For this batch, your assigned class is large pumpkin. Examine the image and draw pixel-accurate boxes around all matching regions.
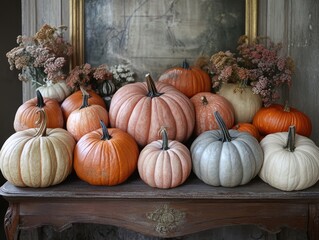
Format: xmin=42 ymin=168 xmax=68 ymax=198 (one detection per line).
xmin=218 ymin=83 xmax=262 ymax=123
xmin=14 ymin=90 xmax=64 ymax=131
xmin=190 ymin=92 xmax=235 ymax=136
xmin=37 ymin=80 xmax=71 ymax=103
xmin=109 ymin=74 xmax=195 ymax=147
xmin=252 ymin=102 xmax=312 ymax=137
xmin=66 ymin=91 xmax=109 ymax=141
xmin=158 ymin=59 xmax=212 ymax=98
xmin=259 ymin=126 xmax=319 ymax=191
xmin=74 ymin=120 xmax=139 ymax=186
xmin=138 ymin=127 xmax=192 ymax=189
xmin=61 ymin=89 xmax=106 ymax=121
xmin=0 ymin=109 xmax=75 ymax=187
xmin=191 ymin=111 xmax=264 ymax=187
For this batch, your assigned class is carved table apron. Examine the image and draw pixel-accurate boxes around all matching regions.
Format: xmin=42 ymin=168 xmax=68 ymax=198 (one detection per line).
xmin=1 ymin=175 xmax=319 ymax=240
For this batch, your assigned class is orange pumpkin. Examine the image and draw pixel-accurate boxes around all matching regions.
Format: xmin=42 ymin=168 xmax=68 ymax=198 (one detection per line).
xmin=66 ymin=91 xmax=109 ymax=141
xmin=138 ymin=127 xmax=192 ymax=189
xmin=74 ymin=120 xmax=139 ymax=186
xmin=158 ymin=59 xmax=211 ymax=98
xmin=253 ymin=102 xmax=312 ymax=137
xmin=109 ymin=74 xmax=195 ymax=147
xmin=14 ymin=90 xmax=64 ymax=131
xmin=61 ymin=89 xmax=106 ymax=121
xmin=190 ymin=92 xmax=235 ymax=136
xmin=233 ymin=122 xmax=261 ymax=141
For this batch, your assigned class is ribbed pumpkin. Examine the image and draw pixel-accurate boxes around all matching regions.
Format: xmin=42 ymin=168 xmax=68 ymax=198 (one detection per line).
xmin=61 ymin=89 xmax=106 ymax=121
xmin=191 ymin=111 xmax=264 ymax=187
xmin=259 ymin=126 xmax=319 ymax=191
xmin=66 ymin=90 xmax=109 ymax=141
xmin=36 ymin=80 xmax=71 ymax=103
xmin=74 ymin=120 xmax=139 ymax=186
xmin=0 ymin=109 xmax=75 ymax=187
xmin=158 ymin=59 xmax=212 ymax=98
xmin=14 ymin=90 xmax=64 ymax=131
xmin=190 ymin=92 xmax=235 ymax=136
xmin=138 ymin=127 xmax=192 ymax=189
xmin=252 ymin=102 xmax=312 ymax=137
xmin=218 ymin=83 xmax=262 ymax=123
xmin=109 ymin=74 xmax=195 ymax=147
xmin=233 ymin=122 xmax=261 ymax=141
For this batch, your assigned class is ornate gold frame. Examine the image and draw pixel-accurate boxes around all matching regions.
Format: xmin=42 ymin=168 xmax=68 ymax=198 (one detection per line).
xmin=69 ymin=0 xmax=257 ymax=68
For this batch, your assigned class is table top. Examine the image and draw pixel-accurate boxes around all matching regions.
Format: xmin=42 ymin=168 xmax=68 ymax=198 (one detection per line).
xmin=1 ymin=172 xmax=319 ymax=201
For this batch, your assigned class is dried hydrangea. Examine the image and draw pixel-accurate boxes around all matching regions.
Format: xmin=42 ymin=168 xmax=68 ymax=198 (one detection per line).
xmin=6 ymin=24 xmax=72 ymax=87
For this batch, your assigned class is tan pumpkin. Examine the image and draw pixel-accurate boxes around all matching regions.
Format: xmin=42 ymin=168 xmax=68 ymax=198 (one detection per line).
xmin=138 ymin=127 xmax=192 ymax=189
xmin=66 ymin=90 xmax=109 ymax=141
xmin=36 ymin=80 xmax=71 ymax=103
xmin=14 ymin=90 xmax=64 ymax=131
xmin=190 ymin=92 xmax=235 ymax=136
xmin=109 ymin=74 xmax=195 ymax=147
xmin=218 ymin=83 xmax=262 ymax=123
xmin=74 ymin=120 xmax=139 ymax=186
xmin=0 ymin=109 xmax=75 ymax=187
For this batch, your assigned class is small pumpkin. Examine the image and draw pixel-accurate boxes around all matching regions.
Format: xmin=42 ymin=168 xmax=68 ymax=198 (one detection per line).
xmin=61 ymin=88 xmax=106 ymax=121
xmin=190 ymin=92 xmax=235 ymax=136
xmin=158 ymin=59 xmax=212 ymax=98
xmin=66 ymin=90 xmax=109 ymax=141
xmin=218 ymin=83 xmax=262 ymax=123
xmin=74 ymin=120 xmax=139 ymax=186
xmin=191 ymin=111 xmax=264 ymax=187
xmin=36 ymin=80 xmax=71 ymax=103
xmin=0 ymin=109 xmax=75 ymax=187
xmin=109 ymin=74 xmax=195 ymax=147
xmin=259 ymin=126 xmax=319 ymax=191
xmin=14 ymin=90 xmax=64 ymax=131
xmin=97 ymin=80 xmax=116 ymax=97
xmin=233 ymin=122 xmax=261 ymax=141
xmin=138 ymin=127 xmax=192 ymax=189
xmin=252 ymin=102 xmax=312 ymax=137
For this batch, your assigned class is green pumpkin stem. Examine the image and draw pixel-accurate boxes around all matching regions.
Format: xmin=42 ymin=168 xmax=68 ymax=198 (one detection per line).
xmin=160 ymin=127 xmax=169 ymax=150
xmin=34 ymin=109 xmax=47 ymax=137
xmin=100 ymin=120 xmax=111 ymax=140
xmin=182 ymin=59 xmax=190 ymax=69
xmin=36 ymin=90 xmax=45 ymax=108
xmin=285 ymin=125 xmax=296 ymax=152
xmin=214 ymin=111 xmax=232 ymax=142
xmin=146 ymin=73 xmax=163 ymax=98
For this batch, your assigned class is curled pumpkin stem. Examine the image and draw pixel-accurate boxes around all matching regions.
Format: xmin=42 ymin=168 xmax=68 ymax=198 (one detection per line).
xmin=34 ymin=109 xmax=47 ymax=137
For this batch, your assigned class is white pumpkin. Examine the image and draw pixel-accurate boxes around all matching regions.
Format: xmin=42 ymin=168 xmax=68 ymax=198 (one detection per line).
xmin=259 ymin=126 xmax=319 ymax=191
xmin=218 ymin=83 xmax=262 ymax=123
xmin=37 ymin=80 xmax=71 ymax=102
xmin=190 ymin=111 xmax=264 ymax=187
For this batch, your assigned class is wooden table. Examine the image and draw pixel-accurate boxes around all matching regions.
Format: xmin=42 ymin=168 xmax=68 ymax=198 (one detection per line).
xmin=1 ymin=174 xmax=319 ymax=240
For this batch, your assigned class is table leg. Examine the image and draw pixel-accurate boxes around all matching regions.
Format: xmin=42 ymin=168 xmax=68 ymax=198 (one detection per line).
xmin=308 ymin=204 xmax=319 ymax=240
xmin=4 ymin=202 xmax=19 ymax=240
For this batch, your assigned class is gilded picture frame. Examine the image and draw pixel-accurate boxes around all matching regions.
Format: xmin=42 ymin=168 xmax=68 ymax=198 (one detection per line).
xmin=69 ymin=0 xmax=257 ymax=76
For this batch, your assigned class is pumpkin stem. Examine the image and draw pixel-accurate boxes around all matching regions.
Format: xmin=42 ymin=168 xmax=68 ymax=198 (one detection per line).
xmin=284 ymin=100 xmax=290 ymax=112
xmin=34 ymin=109 xmax=47 ymax=137
xmin=285 ymin=125 xmax=296 ymax=152
xmin=214 ymin=111 xmax=232 ymax=142
xmin=182 ymin=59 xmax=190 ymax=69
xmin=201 ymin=96 xmax=208 ymax=105
xmin=146 ymin=73 xmax=163 ymax=98
xmin=79 ymin=91 xmax=90 ymax=109
xmin=100 ymin=120 xmax=111 ymax=140
xmin=159 ymin=127 xmax=169 ymax=150
xmin=36 ymin=90 xmax=45 ymax=108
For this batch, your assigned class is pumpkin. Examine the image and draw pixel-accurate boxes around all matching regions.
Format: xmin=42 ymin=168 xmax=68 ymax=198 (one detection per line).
xmin=61 ymin=89 xmax=106 ymax=121
xmin=138 ymin=127 xmax=192 ymax=189
xmin=14 ymin=90 xmax=64 ymax=131
xmin=0 ymin=109 xmax=75 ymax=187
xmin=191 ymin=111 xmax=264 ymax=187
xmin=252 ymin=102 xmax=312 ymax=137
xmin=36 ymin=80 xmax=71 ymax=103
xmin=158 ymin=59 xmax=212 ymax=98
xmin=97 ymin=80 xmax=116 ymax=97
xmin=74 ymin=120 xmax=139 ymax=186
xmin=233 ymin=122 xmax=261 ymax=141
xmin=66 ymin=90 xmax=109 ymax=141
xmin=217 ymin=83 xmax=262 ymax=123
xmin=109 ymin=74 xmax=195 ymax=147
xmin=190 ymin=92 xmax=235 ymax=136
xmin=259 ymin=126 xmax=319 ymax=191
